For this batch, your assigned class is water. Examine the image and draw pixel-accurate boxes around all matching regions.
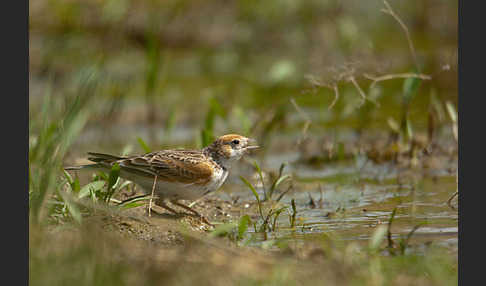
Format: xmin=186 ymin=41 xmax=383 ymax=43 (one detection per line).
xmin=238 ymin=157 xmax=458 ymax=252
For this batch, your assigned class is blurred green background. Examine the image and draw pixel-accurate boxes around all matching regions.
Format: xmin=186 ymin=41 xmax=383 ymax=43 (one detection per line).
xmin=30 ymin=0 xmax=457 ymax=154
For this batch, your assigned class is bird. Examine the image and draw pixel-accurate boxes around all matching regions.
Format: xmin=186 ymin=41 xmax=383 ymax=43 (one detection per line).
xmin=65 ymin=134 xmax=259 ymax=225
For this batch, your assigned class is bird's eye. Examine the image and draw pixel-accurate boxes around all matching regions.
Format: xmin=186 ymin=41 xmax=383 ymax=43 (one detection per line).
xmin=232 ymin=139 xmax=240 ymax=145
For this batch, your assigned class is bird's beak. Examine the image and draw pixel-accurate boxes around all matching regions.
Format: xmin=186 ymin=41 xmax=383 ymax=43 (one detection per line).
xmin=245 ymin=138 xmax=259 ymax=150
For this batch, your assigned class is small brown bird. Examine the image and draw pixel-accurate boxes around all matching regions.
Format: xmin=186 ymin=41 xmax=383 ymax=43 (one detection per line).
xmin=65 ymin=134 xmax=259 ymax=224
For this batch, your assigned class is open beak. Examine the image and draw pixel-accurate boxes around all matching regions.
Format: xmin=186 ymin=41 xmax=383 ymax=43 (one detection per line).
xmin=246 ymin=145 xmax=259 ymax=150
xmin=245 ymin=138 xmax=260 ymax=150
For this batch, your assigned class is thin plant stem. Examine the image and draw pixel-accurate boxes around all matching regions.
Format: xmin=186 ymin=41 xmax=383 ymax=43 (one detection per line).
xmin=148 ymin=174 xmax=158 ymax=217
xmin=382 ymin=0 xmax=420 ymax=72
xmin=364 ymin=73 xmax=431 ymax=89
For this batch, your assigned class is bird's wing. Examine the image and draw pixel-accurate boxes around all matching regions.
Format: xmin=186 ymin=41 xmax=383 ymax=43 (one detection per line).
xmin=94 ymin=150 xmax=214 ymax=185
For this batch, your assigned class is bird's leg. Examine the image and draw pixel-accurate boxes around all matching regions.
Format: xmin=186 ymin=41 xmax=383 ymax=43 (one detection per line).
xmin=148 ymin=174 xmax=158 ymax=217
xmin=157 ymin=200 xmax=181 ymax=215
xmin=147 ymin=197 xmax=182 ymax=217
xmin=170 ymin=200 xmax=213 ymax=226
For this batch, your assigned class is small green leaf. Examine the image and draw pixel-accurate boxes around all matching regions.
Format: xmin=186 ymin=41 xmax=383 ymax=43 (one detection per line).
xmin=96 ymin=171 xmax=109 ymax=181
xmin=272 ymin=175 xmax=291 ymax=191
xmin=58 ymin=191 xmax=82 ymax=224
xmin=72 ymin=176 xmax=81 ymax=193
xmin=107 ymin=164 xmax=120 ymax=189
xmin=105 ymin=163 xmax=121 ymax=203
xmin=78 ymin=181 xmax=106 ymax=199
xmin=240 ymin=176 xmax=259 ymax=203
xmin=209 ymin=222 xmax=237 ymax=238
xmin=63 ymin=170 xmax=73 ymax=185
xmin=65 ymin=201 xmax=82 ymax=224
xmin=117 ymin=180 xmax=132 ymax=191
xmin=403 ymin=76 xmax=421 ymax=103
xmin=238 ymin=215 xmax=251 ymax=240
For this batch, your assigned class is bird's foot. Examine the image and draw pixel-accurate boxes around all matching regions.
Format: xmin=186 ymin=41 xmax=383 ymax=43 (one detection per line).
xmin=171 ymin=200 xmax=214 ymax=227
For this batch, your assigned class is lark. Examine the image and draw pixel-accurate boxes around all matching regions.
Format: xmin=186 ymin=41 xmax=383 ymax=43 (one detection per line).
xmin=65 ymin=134 xmax=258 ymax=224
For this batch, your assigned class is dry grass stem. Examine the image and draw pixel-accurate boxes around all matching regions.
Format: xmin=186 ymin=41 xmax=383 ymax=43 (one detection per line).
xmin=290 ymin=98 xmax=312 ymax=141
xmin=308 ymin=77 xmax=340 ymax=110
xmin=364 ymin=73 xmax=432 ymax=89
xmin=348 ymin=76 xmax=379 ymax=107
xmin=329 ymin=84 xmax=340 ymax=110
xmin=348 ymin=76 xmax=366 ymax=102
xmin=290 ymin=97 xmax=311 ymax=122
xmin=382 ymin=0 xmax=420 ymax=72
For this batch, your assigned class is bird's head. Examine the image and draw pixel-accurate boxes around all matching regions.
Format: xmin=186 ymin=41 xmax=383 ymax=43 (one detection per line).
xmin=205 ymin=134 xmax=259 ymax=167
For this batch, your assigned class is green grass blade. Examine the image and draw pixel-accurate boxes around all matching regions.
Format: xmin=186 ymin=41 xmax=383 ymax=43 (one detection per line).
xmin=238 ymin=215 xmax=251 ymax=240
xmin=63 ymin=170 xmax=73 ymax=186
xmin=120 ymin=202 xmax=146 ymax=209
xmin=403 ymin=76 xmax=421 ymax=103
xmin=137 ymin=137 xmax=152 ymax=153
xmin=78 ymin=181 xmax=106 ymax=199
xmin=269 ymin=174 xmax=291 ymax=198
xmin=118 ymin=195 xmax=152 ymax=208
xmin=271 ymin=206 xmax=288 ymax=231
xmin=289 ymin=199 xmax=297 ymax=228
xmin=105 ymin=163 xmax=121 ymax=203
xmin=240 ymin=176 xmax=264 ymax=219
xmin=240 ymin=176 xmax=260 ymax=203
xmin=108 ymin=164 xmax=121 ymax=190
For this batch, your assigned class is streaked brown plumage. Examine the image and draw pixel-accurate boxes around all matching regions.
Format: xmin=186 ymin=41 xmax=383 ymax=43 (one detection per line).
xmin=65 ymin=134 xmax=258 ymax=224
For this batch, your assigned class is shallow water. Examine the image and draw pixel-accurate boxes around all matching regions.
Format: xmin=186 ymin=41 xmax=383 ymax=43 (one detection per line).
xmin=245 ymin=162 xmax=457 ymax=252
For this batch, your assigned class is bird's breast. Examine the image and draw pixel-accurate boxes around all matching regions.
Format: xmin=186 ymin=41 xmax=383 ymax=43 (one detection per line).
xmin=209 ymin=167 xmax=229 ymax=191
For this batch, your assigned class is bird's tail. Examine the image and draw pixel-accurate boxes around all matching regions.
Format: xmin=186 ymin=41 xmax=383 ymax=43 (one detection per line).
xmin=87 ymin=152 xmax=125 ymax=163
xmin=64 ymin=152 xmax=125 ymax=171
xmin=64 ymin=164 xmax=101 ymax=171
